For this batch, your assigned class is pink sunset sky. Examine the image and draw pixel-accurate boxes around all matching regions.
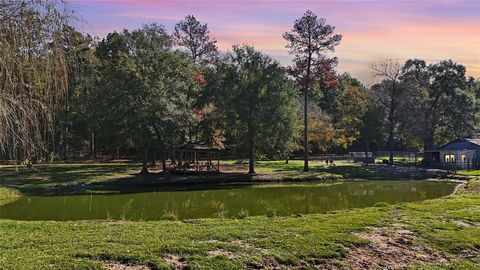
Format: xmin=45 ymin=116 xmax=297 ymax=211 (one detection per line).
xmin=70 ymin=0 xmax=480 ymax=84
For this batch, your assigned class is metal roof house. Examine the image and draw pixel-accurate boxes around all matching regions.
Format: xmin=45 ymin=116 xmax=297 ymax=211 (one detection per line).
xmin=424 ymin=139 xmax=480 ymax=169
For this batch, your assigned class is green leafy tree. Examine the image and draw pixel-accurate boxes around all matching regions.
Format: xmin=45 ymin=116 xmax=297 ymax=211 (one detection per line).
xmin=283 ymin=10 xmax=342 ymax=172
xmin=356 ymin=93 xmax=386 ymax=162
xmin=334 ymin=79 xmax=369 ymax=150
xmin=173 ymin=15 xmax=218 ymax=143
xmin=94 ymin=25 xmax=194 ymax=173
xmin=400 ymin=59 xmax=477 ymax=150
xmin=215 ymin=45 xmax=299 ymax=174
xmin=56 ymin=26 xmax=97 ymax=159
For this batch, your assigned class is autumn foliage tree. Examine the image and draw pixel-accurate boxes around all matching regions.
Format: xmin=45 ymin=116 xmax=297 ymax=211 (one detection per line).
xmin=283 ymin=10 xmax=342 ymax=171
xmin=173 ymin=15 xmax=219 ymax=143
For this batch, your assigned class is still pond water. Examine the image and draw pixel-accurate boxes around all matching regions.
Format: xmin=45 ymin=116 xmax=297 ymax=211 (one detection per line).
xmin=0 ymin=180 xmax=456 ymax=221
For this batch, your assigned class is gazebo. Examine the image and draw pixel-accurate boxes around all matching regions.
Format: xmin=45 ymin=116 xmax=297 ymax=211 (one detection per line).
xmin=173 ymin=143 xmax=221 ymax=173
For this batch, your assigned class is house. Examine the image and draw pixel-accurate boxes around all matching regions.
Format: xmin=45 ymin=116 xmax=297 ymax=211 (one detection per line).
xmin=424 ymin=138 xmax=480 ymax=169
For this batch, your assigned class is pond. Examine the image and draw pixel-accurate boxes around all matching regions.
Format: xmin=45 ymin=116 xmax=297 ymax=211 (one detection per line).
xmin=0 ymin=180 xmax=456 ymax=221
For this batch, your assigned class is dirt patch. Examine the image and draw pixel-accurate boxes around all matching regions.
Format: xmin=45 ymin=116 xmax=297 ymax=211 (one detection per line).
xmin=207 ymin=249 xmax=238 ymax=259
xmin=349 ymin=227 xmax=448 ymax=269
xmin=437 ymin=217 xmax=480 ymax=228
xmin=323 ymin=226 xmax=449 ymax=269
xmin=97 ymin=260 xmax=150 ymax=270
xmin=449 ymin=219 xmax=480 ymax=228
xmin=245 ymin=256 xmax=281 ymax=270
xmin=164 ymin=254 xmax=187 ymax=270
xmin=231 ymin=240 xmax=260 ymax=251
xmin=456 ymin=248 xmax=480 ymax=259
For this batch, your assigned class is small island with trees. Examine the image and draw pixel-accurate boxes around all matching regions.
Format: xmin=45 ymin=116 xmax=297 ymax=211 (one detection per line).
xmin=0 ymin=1 xmax=479 ymax=269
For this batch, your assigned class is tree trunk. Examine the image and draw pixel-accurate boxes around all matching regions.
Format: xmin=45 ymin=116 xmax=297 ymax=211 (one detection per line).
xmin=93 ymin=132 xmax=98 ymax=159
xmin=151 ymin=155 xmax=156 ymax=167
xmin=248 ymin=121 xmax=255 ymax=175
xmin=161 ymin=148 xmax=168 ymax=173
xmin=303 ymin=52 xmax=312 ymax=172
xmin=90 ymin=132 xmax=94 ymax=158
xmin=388 ymin=82 xmax=396 ymax=166
xmin=364 ymin=142 xmax=369 ymax=166
xmin=162 ymin=158 xmax=167 ymax=173
xmin=423 ymin=118 xmax=435 ymax=151
xmin=63 ymin=91 xmax=69 ymax=160
xmin=90 ymin=132 xmax=98 ymax=159
xmin=141 ymin=148 xmax=148 ymax=174
xmin=388 ymin=122 xmax=394 ymax=165
xmin=62 ymin=128 xmax=68 ymax=160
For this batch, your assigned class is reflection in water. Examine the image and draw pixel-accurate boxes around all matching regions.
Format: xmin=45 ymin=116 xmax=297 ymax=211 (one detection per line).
xmin=0 ymin=181 xmax=456 ymax=221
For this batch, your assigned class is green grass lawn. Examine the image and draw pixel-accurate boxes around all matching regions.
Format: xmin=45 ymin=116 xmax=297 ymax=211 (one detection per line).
xmin=457 ymin=170 xmax=480 ymax=176
xmin=1 ymin=162 xmax=478 ymax=269
xmin=0 ymin=163 xmax=140 ymax=195
xmin=0 ymin=179 xmax=479 ymax=269
xmin=236 ymin=159 xmax=376 ymax=179
xmin=221 ymin=159 xmax=431 ymax=181
xmin=0 ymin=161 xmax=436 ymax=197
xmin=0 ymin=187 xmax=21 ymax=206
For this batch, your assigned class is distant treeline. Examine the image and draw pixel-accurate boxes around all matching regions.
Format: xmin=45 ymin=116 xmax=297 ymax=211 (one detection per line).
xmin=1 ymin=1 xmax=479 ymax=172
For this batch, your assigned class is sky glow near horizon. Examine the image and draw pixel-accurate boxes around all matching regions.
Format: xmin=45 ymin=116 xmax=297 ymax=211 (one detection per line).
xmin=71 ymin=0 xmax=480 ymax=84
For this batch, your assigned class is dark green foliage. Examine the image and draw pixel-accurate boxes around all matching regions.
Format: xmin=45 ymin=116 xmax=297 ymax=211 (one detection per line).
xmin=400 ymin=59 xmax=478 ymax=150
xmin=210 ymin=45 xmax=299 ymax=173
xmin=93 ymin=25 xmax=195 ymax=169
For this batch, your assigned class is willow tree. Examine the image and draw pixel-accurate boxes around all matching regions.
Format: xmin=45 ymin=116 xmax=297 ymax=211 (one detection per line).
xmin=283 ymin=10 xmax=342 ymax=172
xmin=0 ymin=0 xmax=72 ymax=162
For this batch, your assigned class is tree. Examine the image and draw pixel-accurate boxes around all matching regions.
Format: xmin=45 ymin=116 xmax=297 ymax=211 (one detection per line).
xmin=334 ymin=80 xmax=369 ymax=150
xmin=371 ymin=59 xmax=405 ymax=164
xmin=173 ymin=15 xmax=218 ymax=66
xmin=94 ymin=25 xmax=195 ymax=173
xmin=283 ymin=10 xmax=342 ymax=172
xmin=215 ymin=45 xmax=299 ymax=174
xmin=307 ymin=104 xmax=336 ymax=153
xmin=356 ymin=92 xmax=386 ymax=163
xmin=400 ymin=59 xmax=477 ymax=150
xmin=466 ymin=78 xmax=480 ymax=135
xmin=0 ymin=0 xmax=72 ymax=162
xmin=173 ymin=15 xmax=218 ymax=143
xmin=57 ymin=26 xmax=97 ymax=160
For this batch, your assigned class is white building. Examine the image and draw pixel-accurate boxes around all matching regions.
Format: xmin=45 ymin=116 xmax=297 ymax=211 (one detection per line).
xmin=424 ymin=139 xmax=480 ymax=169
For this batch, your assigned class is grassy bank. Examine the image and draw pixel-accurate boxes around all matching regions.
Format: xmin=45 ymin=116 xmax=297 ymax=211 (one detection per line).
xmin=457 ymin=169 xmax=480 ymax=177
xmin=0 ymin=187 xmax=21 ymax=206
xmin=0 ymin=163 xmax=140 ymax=195
xmin=0 ymin=163 xmax=478 ymax=269
xmin=0 ymin=161 xmax=440 ymax=196
xmin=0 ymin=179 xmax=479 ymax=269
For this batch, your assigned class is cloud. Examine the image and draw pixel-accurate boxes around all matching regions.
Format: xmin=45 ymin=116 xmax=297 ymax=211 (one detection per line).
xmin=71 ymin=0 xmax=480 ymax=82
